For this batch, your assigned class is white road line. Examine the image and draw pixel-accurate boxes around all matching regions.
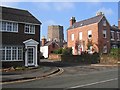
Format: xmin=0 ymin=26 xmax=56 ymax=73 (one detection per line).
xmin=70 ymin=78 xmax=118 ymax=88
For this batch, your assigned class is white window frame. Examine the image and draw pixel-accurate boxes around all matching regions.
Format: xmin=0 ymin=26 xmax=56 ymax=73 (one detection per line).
xmin=111 ymin=31 xmax=115 ymax=40
xmin=79 ymin=32 xmax=82 ymax=40
xmin=88 ymin=30 xmax=92 ymax=39
xmin=24 ymin=24 xmax=35 ymax=34
xmin=103 ymin=20 xmax=106 ymax=26
xmin=103 ymin=30 xmax=107 ymax=38
xmin=1 ymin=46 xmax=23 ymax=61
xmin=0 ymin=21 xmax=18 ymax=32
xmin=103 ymin=45 xmax=107 ymax=53
xmin=71 ymin=34 xmax=74 ymax=41
xmin=117 ymin=32 xmax=120 ymax=41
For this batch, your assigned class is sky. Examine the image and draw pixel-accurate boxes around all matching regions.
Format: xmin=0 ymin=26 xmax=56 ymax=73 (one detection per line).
xmin=1 ymin=1 xmax=119 ymax=41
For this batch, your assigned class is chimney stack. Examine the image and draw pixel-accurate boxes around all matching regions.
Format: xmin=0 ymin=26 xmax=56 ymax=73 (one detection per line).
xmin=96 ymin=11 xmax=104 ymax=16
xmin=41 ymin=36 xmax=46 ymax=46
xmin=70 ymin=17 xmax=76 ymax=26
xmin=118 ymin=19 xmax=120 ymax=29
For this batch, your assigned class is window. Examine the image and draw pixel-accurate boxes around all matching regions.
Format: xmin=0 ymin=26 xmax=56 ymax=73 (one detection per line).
xmin=0 ymin=21 xmax=2 ymax=31
xmin=12 ymin=47 xmax=17 ymax=60
xmin=79 ymin=32 xmax=82 ymax=40
xmin=2 ymin=21 xmax=6 ymax=31
xmin=13 ymin=23 xmax=18 ymax=32
xmin=1 ymin=47 xmax=5 ymax=60
xmin=103 ymin=45 xmax=107 ymax=53
xmin=0 ymin=21 xmax=18 ymax=32
xmin=103 ymin=30 xmax=107 ymax=38
xmin=6 ymin=47 xmax=11 ymax=60
xmin=111 ymin=31 xmax=115 ymax=40
xmin=7 ymin=22 xmax=12 ymax=31
xmin=88 ymin=30 xmax=92 ymax=39
xmin=117 ymin=32 xmax=120 ymax=41
xmin=103 ymin=20 xmax=106 ymax=26
xmin=71 ymin=34 xmax=74 ymax=41
xmin=72 ymin=47 xmax=74 ymax=54
xmin=0 ymin=46 xmax=23 ymax=61
xmin=24 ymin=24 xmax=35 ymax=34
xmin=18 ymin=47 xmax=23 ymax=60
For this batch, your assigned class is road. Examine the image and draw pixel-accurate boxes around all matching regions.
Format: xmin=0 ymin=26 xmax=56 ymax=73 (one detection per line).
xmin=2 ymin=61 xmax=119 ymax=89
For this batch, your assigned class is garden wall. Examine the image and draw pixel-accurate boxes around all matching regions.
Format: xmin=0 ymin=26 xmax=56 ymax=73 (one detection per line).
xmin=49 ymin=53 xmax=100 ymax=64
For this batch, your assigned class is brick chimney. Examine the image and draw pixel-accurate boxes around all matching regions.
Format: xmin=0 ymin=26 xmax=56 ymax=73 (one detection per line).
xmin=70 ymin=17 xmax=76 ymax=26
xmin=41 ymin=36 xmax=46 ymax=46
xmin=118 ymin=19 xmax=120 ymax=29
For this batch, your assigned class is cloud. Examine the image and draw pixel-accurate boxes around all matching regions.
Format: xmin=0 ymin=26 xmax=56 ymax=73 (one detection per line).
xmin=96 ymin=7 xmax=113 ymax=16
xmin=1 ymin=2 xmax=19 ymax=8
xmin=35 ymin=2 xmax=75 ymax=12
xmin=53 ymin=2 xmax=75 ymax=11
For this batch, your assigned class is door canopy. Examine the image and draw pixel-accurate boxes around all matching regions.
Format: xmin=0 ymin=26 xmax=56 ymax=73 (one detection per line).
xmin=23 ymin=39 xmax=39 ymax=45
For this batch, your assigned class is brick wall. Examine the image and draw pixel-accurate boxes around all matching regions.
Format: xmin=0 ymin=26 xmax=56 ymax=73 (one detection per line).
xmin=67 ymin=23 xmax=99 ymax=54
xmin=48 ymin=43 xmax=60 ymax=56
xmin=67 ymin=17 xmax=111 ymax=54
xmin=48 ymin=54 xmax=61 ymax=60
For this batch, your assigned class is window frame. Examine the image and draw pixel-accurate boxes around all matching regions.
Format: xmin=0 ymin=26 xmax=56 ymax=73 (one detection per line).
xmin=0 ymin=21 xmax=18 ymax=32
xmin=110 ymin=31 xmax=115 ymax=40
xmin=103 ymin=30 xmax=107 ymax=38
xmin=88 ymin=30 xmax=92 ymax=39
xmin=103 ymin=20 xmax=106 ymax=26
xmin=79 ymin=32 xmax=82 ymax=40
xmin=117 ymin=32 xmax=120 ymax=41
xmin=71 ymin=34 xmax=74 ymax=41
xmin=0 ymin=46 xmax=23 ymax=61
xmin=24 ymin=24 xmax=35 ymax=34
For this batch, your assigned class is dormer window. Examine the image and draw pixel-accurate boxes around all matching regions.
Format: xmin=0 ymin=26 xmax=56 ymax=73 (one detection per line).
xmin=24 ymin=24 xmax=35 ymax=34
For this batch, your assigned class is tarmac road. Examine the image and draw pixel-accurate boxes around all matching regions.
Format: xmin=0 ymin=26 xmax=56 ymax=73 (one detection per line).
xmin=2 ymin=63 xmax=119 ymax=89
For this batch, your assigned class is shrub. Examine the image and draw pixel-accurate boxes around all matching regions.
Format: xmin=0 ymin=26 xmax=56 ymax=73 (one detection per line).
xmin=53 ymin=47 xmax=73 ymax=55
xmin=53 ymin=48 xmax=63 ymax=54
xmin=110 ymin=48 xmax=120 ymax=59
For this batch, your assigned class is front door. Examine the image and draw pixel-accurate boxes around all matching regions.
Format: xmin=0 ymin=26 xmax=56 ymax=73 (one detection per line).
xmin=27 ymin=47 xmax=34 ymax=66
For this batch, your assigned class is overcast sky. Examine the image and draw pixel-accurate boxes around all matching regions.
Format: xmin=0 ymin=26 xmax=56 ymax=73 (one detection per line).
xmin=1 ymin=1 xmax=119 ymax=41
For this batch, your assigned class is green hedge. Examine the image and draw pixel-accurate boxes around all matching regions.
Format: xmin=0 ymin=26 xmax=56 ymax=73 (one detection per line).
xmin=53 ymin=47 xmax=72 ymax=55
xmin=110 ymin=48 xmax=120 ymax=59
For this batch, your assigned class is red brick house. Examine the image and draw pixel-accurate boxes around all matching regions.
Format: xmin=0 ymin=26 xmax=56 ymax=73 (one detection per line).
xmin=67 ymin=12 xmax=113 ymax=55
xmin=0 ymin=6 xmax=42 ymax=67
xmin=40 ymin=36 xmax=60 ymax=58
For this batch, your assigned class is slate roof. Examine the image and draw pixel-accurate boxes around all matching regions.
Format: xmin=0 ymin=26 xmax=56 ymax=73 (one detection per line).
xmin=110 ymin=25 xmax=120 ymax=31
xmin=0 ymin=6 xmax=41 ymax=24
xmin=67 ymin=14 xmax=104 ymax=30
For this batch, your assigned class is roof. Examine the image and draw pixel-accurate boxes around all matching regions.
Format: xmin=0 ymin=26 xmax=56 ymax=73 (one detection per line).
xmin=67 ymin=14 xmax=104 ymax=30
xmin=0 ymin=6 xmax=41 ymax=24
xmin=110 ymin=25 xmax=120 ymax=31
xmin=40 ymin=41 xmax=59 ymax=46
xmin=45 ymin=41 xmax=59 ymax=46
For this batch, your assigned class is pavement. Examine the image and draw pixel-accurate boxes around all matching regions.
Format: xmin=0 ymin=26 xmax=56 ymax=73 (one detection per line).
xmin=1 ymin=66 xmax=60 ymax=84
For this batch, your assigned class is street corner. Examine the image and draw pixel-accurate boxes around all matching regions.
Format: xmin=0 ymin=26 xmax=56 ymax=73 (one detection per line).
xmin=1 ymin=66 xmax=64 ymax=85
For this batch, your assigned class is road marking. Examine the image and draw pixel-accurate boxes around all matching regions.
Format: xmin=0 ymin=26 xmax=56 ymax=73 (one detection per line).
xmin=70 ymin=78 xmax=118 ymax=88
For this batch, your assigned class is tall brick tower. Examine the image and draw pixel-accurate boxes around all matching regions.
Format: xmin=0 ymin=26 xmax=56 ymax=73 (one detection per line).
xmin=118 ymin=19 xmax=120 ymax=29
xmin=47 ymin=25 xmax=64 ymax=47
